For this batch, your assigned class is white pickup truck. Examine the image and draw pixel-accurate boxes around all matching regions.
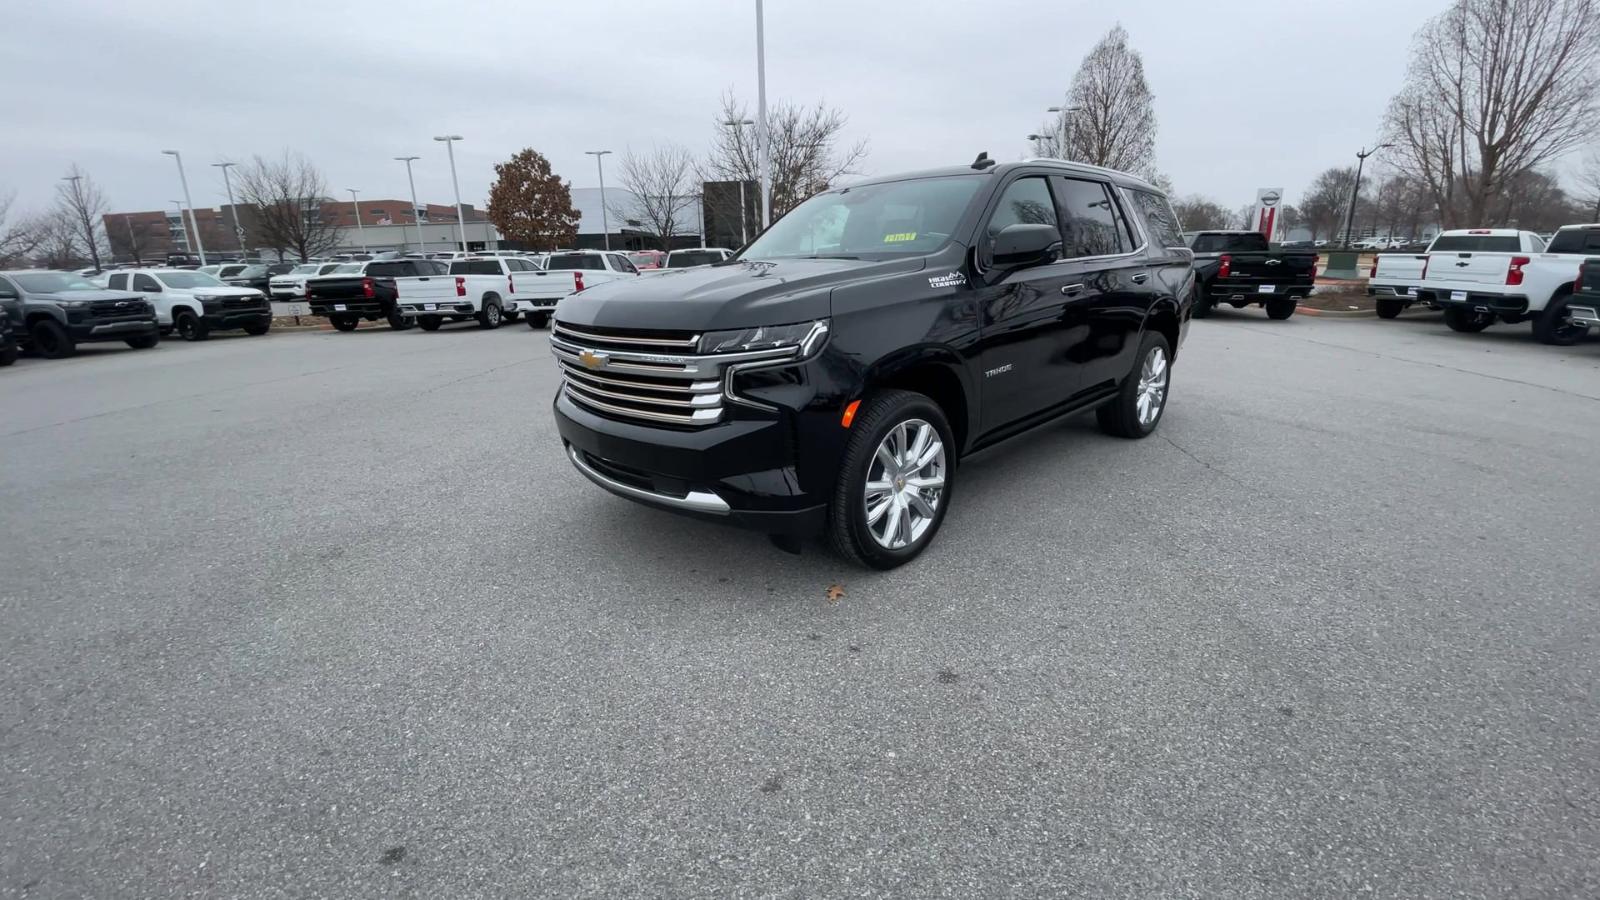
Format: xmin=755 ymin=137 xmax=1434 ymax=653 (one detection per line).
xmin=1369 ymin=230 xmax=1545 ymax=320
xmin=1418 ymin=224 xmax=1600 ymax=344
xmin=393 ymin=256 xmax=577 ymax=331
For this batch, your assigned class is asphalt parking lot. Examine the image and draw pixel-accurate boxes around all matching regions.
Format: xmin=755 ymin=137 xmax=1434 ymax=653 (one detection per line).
xmin=3 ymin=312 xmax=1599 ymax=898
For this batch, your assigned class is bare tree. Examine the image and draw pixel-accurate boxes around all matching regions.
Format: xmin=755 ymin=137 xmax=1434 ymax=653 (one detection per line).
xmin=53 ymin=164 xmax=109 ymax=270
xmin=34 ymin=208 xmax=88 ymax=270
xmin=1171 ymin=195 xmax=1232 ymax=231
xmin=1298 ymin=167 xmax=1359 ymax=242
xmin=704 ymin=92 xmax=867 ymax=224
xmin=1577 ymin=146 xmax=1600 ymax=221
xmin=610 ymin=144 xmax=699 ymax=251
xmin=0 ymin=190 xmax=47 ymax=267
xmin=234 ymin=151 xmax=341 ymax=261
xmin=1047 ymin=25 xmax=1158 ymax=177
xmin=1383 ymin=0 xmax=1600 ymax=228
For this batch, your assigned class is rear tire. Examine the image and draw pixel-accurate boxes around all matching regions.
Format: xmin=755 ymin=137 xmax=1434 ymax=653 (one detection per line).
xmin=418 ymin=315 xmax=443 ymax=331
xmin=1532 ymin=293 xmax=1588 ymax=346
xmin=477 ymin=296 xmax=503 ymax=329
xmin=827 ymin=390 xmax=956 ymax=570
xmin=1191 ymin=285 xmax=1214 ymax=319
xmin=503 ymin=309 xmax=520 ymax=324
xmin=1443 ymin=307 xmax=1494 ymax=333
xmin=175 ymin=310 xmax=210 ymax=341
xmin=1096 ymin=331 xmax=1171 ymax=439
xmin=1265 ymin=296 xmax=1297 ymax=320
xmin=1375 ymin=298 xmax=1405 ymax=319
xmin=527 ymin=312 xmax=549 ymax=329
xmin=331 ymin=315 xmax=360 ymax=332
xmin=386 ymin=309 xmax=413 ymax=331
xmin=29 ymin=318 xmax=77 ymax=358
xmin=0 ymin=342 xmax=18 ymax=366
xmin=125 ymin=333 xmax=161 ymax=349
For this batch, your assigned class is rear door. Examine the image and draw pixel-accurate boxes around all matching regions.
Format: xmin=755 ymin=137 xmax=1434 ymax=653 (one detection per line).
xmin=973 ymin=173 xmax=1082 ymax=433
xmin=1052 ymin=176 xmax=1149 ymax=395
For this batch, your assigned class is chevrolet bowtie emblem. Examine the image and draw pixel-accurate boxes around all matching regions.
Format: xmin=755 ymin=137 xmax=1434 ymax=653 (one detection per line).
xmin=579 ymin=349 xmax=608 ymax=369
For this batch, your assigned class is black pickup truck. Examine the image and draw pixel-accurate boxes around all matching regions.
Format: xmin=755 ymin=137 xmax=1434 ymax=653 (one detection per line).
xmin=551 ymin=155 xmax=1194 ymax=568
xmin=1184 ymin=231 xmax=1318 ymax=320
xmin=1569 ymin=258 xmax=1600 ymax=334
xmin=306 ymin=259 xmax=449 ymax=331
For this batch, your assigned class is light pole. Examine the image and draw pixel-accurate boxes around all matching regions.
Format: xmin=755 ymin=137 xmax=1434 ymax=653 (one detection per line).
xmin=162 ymin=150 xmax=206 ymax=264
xmin=212 ymin=161 xmax=246 ymax=259
xmin=1341 ymin=144 xmax=1391 ymax=247
xmin=61 ymin=174 xmax=102 ymax=270
xmin=395 ymin=156 xmax=424 ymax=255
xmin=433 ymin=135 xmax=469 ymax=253
xmin=725 ymin=118 xmax=755 ymax=244
xmin=347 ymin=188 xmax=368 ymax=254
xmin=1046 ymin=105 xmax=1081 ymax=159
xmin=755 ymin=0 xmax=771 ymax=229
xmin=586 ymin=150 xmax=613 ymax=251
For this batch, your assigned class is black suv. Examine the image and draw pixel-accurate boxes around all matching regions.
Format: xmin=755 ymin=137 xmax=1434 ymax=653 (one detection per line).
xmin=551 ymin=156 xmax=1194 ymax=567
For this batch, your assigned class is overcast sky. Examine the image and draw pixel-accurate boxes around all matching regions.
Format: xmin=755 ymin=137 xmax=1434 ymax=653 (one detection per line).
xmin=7 ymin=0 xmax=1453 ymax=218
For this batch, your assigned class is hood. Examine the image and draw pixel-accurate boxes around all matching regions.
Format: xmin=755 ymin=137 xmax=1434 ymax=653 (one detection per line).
xmin=31 ymin=290 xmax=147 ymax=303
xmin=554 ymin=257 xmax=926 ymax=331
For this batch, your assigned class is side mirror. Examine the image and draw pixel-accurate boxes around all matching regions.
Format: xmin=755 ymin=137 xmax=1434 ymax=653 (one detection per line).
xmin=991 ymin=223 xmax=1062 ymax=268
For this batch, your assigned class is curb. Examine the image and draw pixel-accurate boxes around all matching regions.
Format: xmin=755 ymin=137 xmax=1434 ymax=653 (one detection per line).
xmin=1296 ymin=306 xmax=1375 ymax=318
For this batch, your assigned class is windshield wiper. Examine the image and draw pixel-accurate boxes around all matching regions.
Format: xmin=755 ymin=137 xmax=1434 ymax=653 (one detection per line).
xmin=808 ymin=254 xmax=861 ymax=260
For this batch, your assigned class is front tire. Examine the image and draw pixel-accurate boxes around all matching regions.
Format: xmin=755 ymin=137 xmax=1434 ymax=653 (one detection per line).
xmin=418 ymin=315 xmax=443 ymax=331
xmin=827 ymin=390 xmax=955 ymax=570
xmin=1532 ymin=293 xmax=1588 ymax=346
xmin=175 ymin=310 xmax=210 ymax=341
xmin=29 ymin=319 xmax=77 ymax=358
xmin=477 ymin=297 xmax=503 ymax=329
xmin=1265 ymin=296 xmax=1297 ymax=320
xmin=527 ymin=312 xmax=549 ymax=329
xmin=1097 ymin=331 xmax=1171 ymax=439
xmin=1375 ymin=298 xmax=1405 ymax=319
xmin=125 ymin=333 xmax=161 ymax=349
xmin=1443 ymin=307 xmax=1494 ymax=333
xmin=0 ymin=342 xmax=18 ymax=366
xmin=242 ymin=322 xmax=270 ymax=336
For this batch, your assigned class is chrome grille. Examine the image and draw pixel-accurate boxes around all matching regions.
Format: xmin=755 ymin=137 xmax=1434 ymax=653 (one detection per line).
xmin=551 ymin=320 xmax=805 ymax=427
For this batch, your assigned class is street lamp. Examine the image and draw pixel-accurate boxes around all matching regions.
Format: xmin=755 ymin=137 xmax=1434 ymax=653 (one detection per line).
xmin=755 ymin=0 xmax=771 ymax=229
xmin=585 ymin=150 xmax=613 ymax=251
xmin=1341 ymin=144 xmax=1392 ymax=247
xmin=433 ymin=135 xmax=469 ymax=253
xmin=61 ymin=174 xmax=102 ymax=270
xmin=1046 ymin=105 xmax=1082 ymax=160
xmin=162 ymin=149 xmax=206 ymax=265
xmin=725 ymin=118 xmax=756 ymax=244
xmin=169 ymin=201 xmax=189 ymax=253
xmin=395 ymin=156 xmax=424 ymax=255
xmin=347 ymin=188 xmax=367 ymax=254
xmin=212 ymin=161 xmax=246 ymax=260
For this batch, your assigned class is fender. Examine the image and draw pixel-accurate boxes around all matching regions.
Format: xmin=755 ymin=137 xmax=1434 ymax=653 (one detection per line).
xmin=858 ymin=343 xmax=977 ymax=453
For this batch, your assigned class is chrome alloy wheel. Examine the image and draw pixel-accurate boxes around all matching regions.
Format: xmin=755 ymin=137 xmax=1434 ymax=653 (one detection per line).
xmin=864 ymin=418 xmax=946 ymax=550
xmin=1137 ymin=345 xmax=1169 ymax=427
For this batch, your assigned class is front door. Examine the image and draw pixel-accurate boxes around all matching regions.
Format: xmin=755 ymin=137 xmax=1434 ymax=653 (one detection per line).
xmin=973 ymin=174 xmax=1085 ymax=435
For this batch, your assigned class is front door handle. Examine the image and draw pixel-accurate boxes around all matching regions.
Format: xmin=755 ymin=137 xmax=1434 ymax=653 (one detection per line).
xmin=1060 ymin=283 xmax=1085 ymax=296
xmin=1131 ymin=272 xmax=1149 ymax=284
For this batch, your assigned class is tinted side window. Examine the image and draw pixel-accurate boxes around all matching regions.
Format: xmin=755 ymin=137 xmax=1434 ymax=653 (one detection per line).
xmin=985 ymin=176 xmax=1058 ymax=238
xmin=615 ymin=256 xmax=638 ymax=274
xmin=1130 ymin=190 xmax=1184 ymax=250
xmin=451 ymin=260 xmax=503 ymax=276
xmin=368 ymin=262 xmax=414 ymax=277
xmin=133 ymin=274 xmax=161 ymax=292
xmin=108 ymin=273 xmax=129 ymax=289
xmin=0 ymin=277 xmax=17 ymax=298
xmin=1053 ymin=178 xmax=1126 ymax=259
xmin=1544 ymin=229 xmax=1600 ymax=254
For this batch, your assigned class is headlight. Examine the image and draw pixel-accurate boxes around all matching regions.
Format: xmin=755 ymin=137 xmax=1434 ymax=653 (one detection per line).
xmin=58 ymin=299 xmax=93 ymax=309
xmin=698 ymin=319 xmax=828 ymax=355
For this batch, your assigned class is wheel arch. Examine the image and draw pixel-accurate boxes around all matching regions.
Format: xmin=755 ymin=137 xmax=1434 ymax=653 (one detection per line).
xmin=1139 ymin=297 xmax=1183 ymax=362
xmin=860 ymin=345 xmax=975 ymax=455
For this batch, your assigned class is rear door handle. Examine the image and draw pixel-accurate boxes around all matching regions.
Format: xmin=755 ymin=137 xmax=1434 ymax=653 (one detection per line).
xmin=1060 ymin=283 xmax=1085 ymax=296
xmin=1131 ymin=272 xmax=1150 ymax=284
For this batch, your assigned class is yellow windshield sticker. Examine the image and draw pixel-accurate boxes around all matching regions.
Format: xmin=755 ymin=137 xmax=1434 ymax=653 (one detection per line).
xmin=883 ymin=232 xmax=917 ymax=243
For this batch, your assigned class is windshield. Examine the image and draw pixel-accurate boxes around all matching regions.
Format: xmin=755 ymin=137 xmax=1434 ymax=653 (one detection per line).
xmin=741 ymin=176 xmax=984 ymax=260
xmin=217 ymin=265 xmax=248 ymax=278
xmin=12 ymin=273 xmax=102 ymax=293
xmin=290 ymin=265 xmax=321 ymax=275
xmin=665 ymin=251 xmax=725 ymax=268
xmin=157 ymin=272 xmax=226 ymax=289
xmin=546 ymin=255 xmax=607 ymax=271
xmin=331 ymin=264 xmax=363 ymax=274
xmin=1429 ymin=235 xmax=1521 ymax=252
xmin=232 ymin=266 xmax=268 ymax=278
xmin=1187 ymin=233 xmax=1269 ymax=253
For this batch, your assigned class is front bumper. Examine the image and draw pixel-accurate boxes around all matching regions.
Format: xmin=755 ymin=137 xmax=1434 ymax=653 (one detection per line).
xmin=68 ymin=317 xmax=160 ymax=342
xmin=202 ymin=308 xmax=273 ymax=330
xmin=553 ymin=389 xmax=828 ymax=536
xmin=1420 ymin=289 xmax=1527 ymax=316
